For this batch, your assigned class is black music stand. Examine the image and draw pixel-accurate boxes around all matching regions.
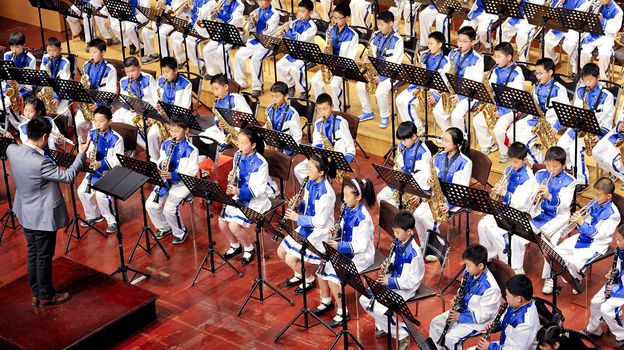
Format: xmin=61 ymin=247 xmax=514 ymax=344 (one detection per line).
xmin=48 ymin=0 xmax=80 ymax=53
xmin=158 ymin=101 xmax=202 ymax=131
xmin=401 ymin=311 xmax=438 ymax=350
xmin=27 ymin=0 xmax=54 ymax=49
xmin=8 ymin=68 xmax=51 ymax=89
xmin=200 ymin=20 xmax=245 ymax=80
xmin=236 ymin=203 xmax=294 ymax=316
xmin=363 ymin=275 xmax=422 ymax=350
xmin=70 ymin=0 xmax=106 ymax=44
xmin=215 ymin=107 xmax=260 ymax=128
xmin=46 ymin=149 xmax=106 ymax=253
xmin=120 ymin=94 xmax=169 ymax=162
xmin=136 ymin=5 xmax=165 ymax=61
xmin=373 ymin=163 xmax=429 ymax=210
xmin=432 ymin=0 xmax=469 ymax=43
xmin=369 ymin=57 xmax=403 ymax=165
xmin=322 ymin=54 xmax=368 ymax=112
xmin=88 ymin=90 xmax=128 ymax=110
xmin=299 ymin=144 xmax=354 ymax=176
xmin=164 ymin=12 xmax=206 ymax=73
xmin=0 ymin=137 xmax=19 ymax=243
xmin=491 ymin=83 xmax=540 ymax=142
xmin=491 ymin=202 xmax=537 ymax=267
xmin=254 ymin=126 xmax=303 ymax=155
xmin=324 ymin=243 xmax=369 ymax=350
xmin=537 ymin=237 xmax=584 ymax=305
xmin=483 ymin=0 xmax=523 ymax=47
xmin=523 ymin=3 xmax=567 ymax=59
xmin=92 ymin=166 xmax=151 ymax=283
xmin=399 ymin=64 xmax=449 ymax=137
xmin=552 ymin=101 xmax=602 ymax=208
xmin=179 ymin=174 xmax=242 ymax=285
xmin=274 ymin=228 xmax=336 ymax=342
xmin=104 ymin=0 xmax=140 ymax=61
xmin=446 ymin=73 xmax=493 ymax=147
xmin=253 ymin=33 xmax=284 ymax=85
xmin=559 ymin=8 xmax=603 ymax=75
xmin=282 ymin=39 xmax=324 ymax=97
xmin=116 ymin=154 xmax=170 ymax=262
xmin=0 ymin=61 xmax=16 ymax=129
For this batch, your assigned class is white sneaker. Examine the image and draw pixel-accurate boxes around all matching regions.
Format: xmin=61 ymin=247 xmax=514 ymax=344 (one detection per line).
xmin=513 ymin=268 xmax=525 ymax=275
xmin=542 ymin=278 xmax=554 ymax=295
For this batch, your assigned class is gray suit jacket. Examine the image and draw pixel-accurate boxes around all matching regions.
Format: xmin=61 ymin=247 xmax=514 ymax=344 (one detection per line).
xmin=7 ymin=143 xmax=86 ymax=231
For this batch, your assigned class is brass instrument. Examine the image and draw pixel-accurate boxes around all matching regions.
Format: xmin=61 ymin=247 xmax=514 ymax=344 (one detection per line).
xmin=476 ymin=67 xmax=498 ymax=132
xmin=171 ymin=0 xmax=192 ymax=18
xmin=392 ymin=156 xmax=419 ymax=212
xmin=616 ymin=32 xmax=624 ymax=46
xmin=209 ymin=0 xmax=227 ymax=20
xmin=5 ymin=79 xmax=22 ymax=114
xmin=580 ymin=87 xmax=598 ymax=156
xmin=51 ymin=131 xmax=75 ymax=146
xmin=79 ymin=67 xmax=95 ymax=122
xmin=531 ymin=88 xmax=558 ymax=150
xmin=483 ymin=303 xmax=509 ymax=340
xmin=366 ymin=239 xmax=398 ymax=311
xmin=154 ymin=138 xmax=178 ymax=203
xmin=264 ymin=104 xmax=281 ymax=151
xmin=490 ymin=168 xmax=511 ymax=201
xmin=322 ymin=24 xmax=335 ymax=84
xmin=321 ymin=130 xmax=344 ymax=183
xmin=438 ymin=272 xmax=467 ymax=347
xmin=134 ymin=83 xmax=170 ymax=140
xmin=528 ymin=173 xmax=552 ymax=214
xmin=606 ymin=249 xmax=620 ymax=299
xmin=318 ymin=203 xmax=346 ymax=273
xmin=550 ymin=201 xmax=595 ymax=243
xmin=276 ymin=176 xmax=309 ymax=240
xmin=265 ymin=20 xmax=293 ymax=37
xmin=215 ymin=107 xmax=239 ymax=147
xmin=615 ymin=126 xmax=624 ymax=157
xmin=86 ymin=131 xmax=101 ymax=194
xmin=39 ymin=59 xmax=57 ymax=115
xmin=243 ymin=9 xmax=259 ymax=36
xmin=429 ymin=151 xmax=449 ymax=222
xmin=359 ymin=34 xmax=379 ymax=94
xmin=442 ymin=49 xmax=459 ymax=114
xmin=412 ymin=50 xmax=434 ymax=123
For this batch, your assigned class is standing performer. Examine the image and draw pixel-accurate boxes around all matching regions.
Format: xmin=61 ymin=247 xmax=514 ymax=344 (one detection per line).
xmin=7 ymin=118 xmax=88 ymax=307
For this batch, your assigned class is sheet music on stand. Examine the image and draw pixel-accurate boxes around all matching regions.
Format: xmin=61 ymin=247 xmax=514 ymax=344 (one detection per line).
xmin=88 ymin=90 xmax=128 ymax=110
xmin=372 ymin=163 xmax=429 ymax=199
xmin=299 ymin=144 xmax=353 ymax=174
xmin=215 ymin=107 xmax=260 ymax=128
xmin=7 ymin=68 xmax=51 ymax=88
xmin=201 ymin=20 xmax=246 ymax=47
xmin=254 ymin=126 xmax=303 ymax=155
xmin=47 ymin=78 xmax=93 ymax=103
xmin=491 ymin=83 xmax=540 ymax=116
xmin=158 ymin=101 xmax=202 ymax=131
xmin=363 ymin=275 xmax=420 ymax=326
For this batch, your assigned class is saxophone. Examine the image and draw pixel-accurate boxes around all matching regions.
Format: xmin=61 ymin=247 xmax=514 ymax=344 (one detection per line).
xmin=153 ymin=138 xmax=178 ymax=203
xmin=215 ymin=107 xmax=239 ymax=146
xmin=483 ymin=303 xmax=509 ymax=340
xmin=366 ymin=239 xmax=398 ymax=311
xmin=579 ymin=87 xmax=598 ymax=156
xmin=476 ymin=67 xmax=498 ymax=132
xmin=79 ymin=67 xmax=95 ymax=122
xmin=266 ymin=19 xmax=293 ymax=37
xmin=86 ymin=131 xmax=101 ymax=194
xmin=321 ymin=130 xmax=344 ymax=184
xmin=359 ymin=34 xmax=378 ymax=94
xmin=5 ymin=79 xmax=22 ymax=114
xmin=134 ymin=83 xmax=170 ymax=140
xmin=442 ymin=49 xmax=459 ymax=114
xmin=606 ymin=249 xmax=620 ymax=299
xmin=490 ymin=168 xmax=511 ymax=201
xmin=412 ymin=50 xmax=433 ymax=122
xmin=531 ymin=86 xmax=558 ymax=150
xmin=318 ymin=203 xmax=346 ymax=273
xmin=392 ymin=153 xmax=418 ymax=212
xmin=39 ymin=59 xmax=57 ymax=115
xmin=438 ymin=273 xmax=467 ymax=347
xmin=428 ymin=151 xmax=449 ymax=222
xmin=322 ymin=24 xmax=334 ymax=84
xmin=264 ymin=104 xmax=279 ymax=151
xmin=614 ymin=123 xmax=624 ymax=157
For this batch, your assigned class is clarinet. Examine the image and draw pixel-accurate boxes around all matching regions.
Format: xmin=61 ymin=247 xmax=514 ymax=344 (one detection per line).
xmin=154 ymin=138 xmax=178 ymax=204
xmin=438 ymin=273 xmax=468 ymax=347
xmin=366 ymin=239 xmax=398 ymax=311
xmin=276 ymin=176 xmax=309 ymax=240
xmin=606 ymin=249 xmax=620 ymax=299
xmin=483 ymin=303 xmax=508 ymax=340
xmin=318 ymin=203 xmax=347 ymax=274
xmin=85 ymin=131 xmax=101 ymax=194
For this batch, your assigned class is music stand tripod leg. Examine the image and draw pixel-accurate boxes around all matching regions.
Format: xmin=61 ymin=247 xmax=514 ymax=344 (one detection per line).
xmin=110 ymin=198 xmax=151 ymax=283
xmin=118 ymin=18 xmax=127 ymax=61
xmin=0 ymin=158 xmax=20 ymax=243
xmin=37 ymin=4 xmax=46 ymax=50
xmin=64 ymin=180 xmax=107 ymax=253
xmin=328 ymin=282 xmax=365 ymax=350
xmin=128 ymin=186 xmax=170 ymax=262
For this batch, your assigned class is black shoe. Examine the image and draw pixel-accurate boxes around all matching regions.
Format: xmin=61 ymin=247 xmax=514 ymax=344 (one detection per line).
xmin=106 ymin=38 xmax=120 ymax=46
xmin=327 ymin=314 xmax=350 ymax=328
xmin=283 ymin=276 xmax=303 ymax=287
xmin=178 ymin=61 xmax=187 ymax=69
xmin=241 ymin=248 xmax=255 ymax=264
xmin=311 ymin=302 xmax=334 ymax=315
xmin=155 ymin=229 xmax=172 ymax=240
xmin=616 ymin=339 xmax=624 ymax=349
xmin=576 ymin=184 xmax=589 ymax=194
xmin=78 ymin=29 xmax=85 ymax=41
xmin=294 ymin=279 xmax=316 ymax=294
xmin=106 ymin=223 xmax=118 ymax=233
xmin=224 ymin=245 xmax=242 ymax=259
xmin=172 ymin=231 xmax=188 ymax=245
xmin=251 ymin=89 xmax=262 ymax=98
xmin=129 ymin=44 xmax=137 ymax=55
xmin=141 ymin=54 xmax=159 ymax=64
xmin=298 ymin=91 xmax=308 ymax=99
xmin=288 ymin=86 xmax=295 ymax=97
xmin=80 ymin=215 xmax=104 ymax=227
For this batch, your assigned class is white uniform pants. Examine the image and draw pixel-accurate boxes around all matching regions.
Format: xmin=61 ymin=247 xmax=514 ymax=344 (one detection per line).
xmin=544 ymin=30 xmax=579 ymax=66
xmin=429 ymin=310 xmax=485 ymax=350
xmin=356 ymin=78 xmax=393 ymax=119
xmin=202 ymin=41 xmax=234 ymax=76
xmin=311 ymin=71 xmax=344 ymax=111
xmin=170 ymin=33 xmax=204 ymax=68
xmin=581 ymin=36 xmax=614 ymax=79
xmin=389 ymin=0 xmax=419 ymax=35
xmin=594 ymin=138 xmax=624 ymax=182
xmin=396 ymin=88 xmax=425 ymax=131
xmin=77 ymin=176 xmax=116 ymax=225
xmin=587 ymin=291 xmax=624 ymax=340
xmin=349 ymin=0 xmax=372 ymax=28
xmin=478 ymin=214 xmax=510 ymax=263
xmin=142 ymin=23 xmax=175 ymax=57
xmin=74 ymin=109 xmax=92 ymax=144
xmin=557 ymin=130 xmax=589 ymax=185
xmin=433 ymin=97 xmax=471 ymax=137
xmin=359 ymin=294 xmax=410 ymax=340
xmin=419 ymin=6 xmax=448 ymax=46
xmin=461 ymin=14 xmax=497 ymax=50
xmin=146 ymin=190 xmax=187 ymax=239
xmin=505 ymin=117 xmax=543 ymax=164
xmin=234 ymin=41 xmax=272 ymax=91
xmin=277 ymin=57 xmax=307 ymax=93
xmin=474 ymin=111 xmax=513 ymax=154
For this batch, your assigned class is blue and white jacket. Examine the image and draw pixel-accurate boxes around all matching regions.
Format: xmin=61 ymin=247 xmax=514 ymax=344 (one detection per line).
xmin=312 ymin=114 xmax=356 ymax=163
xmin=605 ymin=248 xmax=624 ymax=298
xmin=466 ymin=0 xmax=486 ymax=20
xmin=202 ymin=0 xmax=245 ymax=27
xmin=386 ymin=237 xmax=425 ymax=300
xmin=582 ymin=0 xmax=623 ymax=43
xmin=489 ymin=64 xmax=525 ymax=116
xmin=531 ymin=78 xmax=571 ymax=131
xmin=530 ymin=169 xmax=576 ymax=228
xmin=295 ymin=177 xmax=336 ymax=257
xmin=501 ymin=164 xmax=537 ymax=213
xmin=335 ymin=202 xmax=375 ymax=272
xmin=329 ymin=25 xmax=359 ymax=60
xmin=283 ymin=18 xmax=317 ymax=62
xmin=87 ymin=127 xmax=124 ymax=183
xmin=40 ymin=54 xmax=72 ymax=114
xmin=157 ymin=74 xmax=192 ymax=109
xmin=230 ymin=150 xmax=270 ymax=212
xmin=370 ymin=30 xmax=404 ymax=81
xmin=265 ymin=102 xmax=302 ymax=144
xmin=406 ymin=51 xmax=450 ymax=104
xmin=487 ymin=300 xmax=540 ymax=350
xmin=155 ymin=137 xmax=199 ymax=198
xmin=433 ymin=150 xmax=473 ymax=211
xmin=448 ymin=48 xmax=484 ymax=102
xmin=82 ymin=59 xmax=117 ymax=93
xmin=572 ymin=83 xmax=615 ymax=138
xmin=456 ymin=269 xmax=502 ymax=325
xmin=117 ymin=71 xmax=159 ymax=122
xmin=573 ymin=199 xmax=620 ymax=250
xmin=2 ymin=50 xmax=37 ymax=97
xmin=396 ymin=140 xmax=432 ymax=191
xmin=248 ymin=6 xmax=280 ymax=45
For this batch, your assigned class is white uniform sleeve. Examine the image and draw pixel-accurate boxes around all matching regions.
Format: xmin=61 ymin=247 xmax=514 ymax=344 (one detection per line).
xmin=287 ymin=107 xmax=303 ymax=144
xmin=246 ymin=159 xmax=269 ymax=198
xmin=146 ymin=74 xmax=159 ymax=107
xmin=339 ymin=30 xmax=359 ymax=60
xmin=102 ymin=64 xmax=118 ymax=93
xmin=234 ymin=93 xmax=252 ymax=114
xmin=509 ymin=173 xmax=538 ymax=212
xmin=177 ymin=147 xmax=199 ymax=177
xmin=500 ymin=317 xmax=539 ymax=350
xmin=348 ymin=218 xmax=374 ymax=254
xmin=471 ymin=285 xmax=502 ymax=324
xmin=339 ymin=117 xmax=356 ymax=159
xmin=387 ymin=35 xmax=404 ymax=65
xmin=177 ymin=80 xmax=193 ymax=109
xmin=105 ymin=134 xmax=124 ymax=169
xmin=605 ymin=6 xmax=623 ymax=36
xmin=413 ymin=148 xmax=432 ymax=191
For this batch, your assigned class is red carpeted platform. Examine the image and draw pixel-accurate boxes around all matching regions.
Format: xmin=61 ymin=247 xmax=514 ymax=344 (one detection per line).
xmin=0 ymin=257 xmax=158 ymax=350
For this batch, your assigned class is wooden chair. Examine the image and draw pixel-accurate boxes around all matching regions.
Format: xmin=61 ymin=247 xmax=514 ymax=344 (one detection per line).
xmin=488 ymin=259 xmax=516 ymax=301
xmin=110 ymin=122 xmax=137 ymax=155
xmin=334 ymin=111 xmax=369 ymax=160
xmin=288 ymin=97 xmax=315 ymax=143
xmin=566 ymin=329 xmax=601 ymax=350
xmin=534 ymin=296 xmax=564 ymax=326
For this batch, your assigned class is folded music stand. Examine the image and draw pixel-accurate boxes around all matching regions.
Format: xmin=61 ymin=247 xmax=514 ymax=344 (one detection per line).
xmin=103 ymin=0 xmax=140 ymax=61
xmin=201 ymin=20 xmax=245 ymax=79
xmin=46 ymin=149 xmax=106 ymax=253
xmin=491 ymin=201 xmax=537 ymax=267
xmin=299 ymin=144 xmax=354 ymax=175
xmin=491 ymin=83 xmax=540 ymax=142
xmin=523 ymin=3 xmax=567 ymax=59
xmin=158 ymin=101 xmax=202 ymax=131
xmin=446 ymin=73 xmax=493 ymax=147
xmin=373 ymin=163 xmax=428 ymax=211
xmin=538 ymin=237 xmax=584 ymax=306
xmin=483 ymin=0 xmax=523 ymax=47
xmin=117 ymin=154 xmax=170 ymax=262
xmin=254 ymin=126 xmax=303 ymax=155
xmin=92 ymin=166 xmax=151 ymax=283
xmin=0 ymin=137 xmax=19 ymax=243
xmin=399 ymin=64 xmax=449 ymax=137
xmin=282 ymin=39 xmax=324 ymax=98
xmin=432 ymin=0 xmax=469 ymax=43
xmin=321 ymin=54 xmax=368 ymax=112
xmin=179 ymin=174 xmax=243 ymax=286
xmin=558 ymin=7 xmax=603 ymax=75
xmin=253 ymin=32 xmax=284 ymax=85
xmin=324 ymin=242 xmax=369 ymax=350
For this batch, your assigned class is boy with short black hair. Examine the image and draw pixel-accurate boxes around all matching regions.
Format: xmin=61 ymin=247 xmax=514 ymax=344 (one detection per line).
xmin=200 ymin=0 xmax=245 ymax=77
xmin=429 ymin=244 xmax=502 ymax=350
xmin=77 ymin=106 xmax=124 ymax=234
xmin=579 ymin=0 xmax=623 ymax=78
xmin=478 ymin=142 xmax=537 ymax=274
xmin=40 ymin=37 xmax=71 ymax=117
xmin=359 ymin=210 xmax=424 ymax=350
xmin=3 ymin=32 xmax=37 ymax=128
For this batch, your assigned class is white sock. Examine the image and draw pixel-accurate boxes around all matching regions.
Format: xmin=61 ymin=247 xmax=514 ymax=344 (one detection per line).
xmin=244 ymin=245 xmax=254 ymax=252
xmin=293 ymin=272 xmax=302 ymax=279
xmin=336 ymin=307 xmax=348 ymax=316
xmin=230 ymin=242 xmax=241 ymax=249
xmin=305 ymin=275 xmax=315 ymax=283
xmin=321 ymin=297 xmax=332 ymax=305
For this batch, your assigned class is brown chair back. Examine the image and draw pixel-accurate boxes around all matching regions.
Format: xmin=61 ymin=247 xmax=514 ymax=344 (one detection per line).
xmin=379 ymin=200 xmax=399 ymax=237
xmin=52 ymin=114 xmax=69 ymax=138
xmin=532 ymin=163 xmax=546 ymax=175
xmin=468 ymin=149 xmax=492 ymax=187
xmin=264 ymin=149 xmax=291 ymax=183
xmin=110 ymin=122 xmax=138 ymax=152
xmin=227 ymin=79 xmax=241 ymax=93
xmin=144 ymin=68 xmax=157 ymax=79
xmin=334 ymin=111 xmax=359 ymax=141
xmin=107 ymin=58 xmax=125 ymax=82
xmin=612 ymin=193 xmax=624 ymax=226
xmin=488 ymin=258 xmax=516 ymax=300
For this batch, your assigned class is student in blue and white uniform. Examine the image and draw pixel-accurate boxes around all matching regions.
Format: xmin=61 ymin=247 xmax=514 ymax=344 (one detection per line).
xmin=310 ymin=4 xmax=359 ymax=112
xmin=474 ymin=42 xmax=525 ymax=161
xmin=418 ymin=4 xmax=451 ymax=51
xmin=16 ymin=98 xmax=63 ymax=151
xmin=359 ymin=210 xmax=425 ymax=350
xmin=433 ymin=26 xmax=484 ymax=137
xmin=39 ymin=37 xmax=71 ymax=117
xmin=109 ymin=0 xmax=150 ymax=55
xmin=557 ymin=63 xmax=614 ymax=186
xmin=584 ymin=226 xmax=624 ymax=346
xmin=200 ymin=74 xmax=252 ymax=145
xmin=377 ymin=121 xmax=431 ymax=208
xmin=594 ymin=103 xmax=624 ymax=184
xmin=347 ymin=0 xmax=373 ymax=28
xmin=116 ymin=57 xmax=159 ymax=161
xmin=429 ymin=244 xmax=502 ymax=350
xmin=77 ymin=106 xmax=124 ymax=234
xmin=548 ymin=178 xmax=620 ymax=284
xmin=314 ymin=178 xmax=376 ymax=328
xmin=460 ymin=0 xmax=497 ymax=51
xmin=233 ymin=0 xmax=280 ymax=97
xmin=220 ymin=128 xmax=271 ymax=264
xmin=2 ymin=32 xmax=37 ymax=129
xmin=141 ymin=0 xmax=190 ymax=63
xmin=75 ymin=39 xmax=118 ymax=144
xmin=201 ymin=0 xmax=245 ymax=77
xmin=388 ymin=0 xmax=420 ymax=35
xmin=507 ymin=58 xmax=570 ymax=165
xmin=293 ymin=93 xmax=356 ymax=184
xmin=478 ymin=143 xmax=537 ymax=274
xmin=498 ymin=0 xmax=545 ymax=61
xmin=278 ymin=154 xmax=336 ymax=292
xmin=170 ymin=0 xmax=211 ymax=70
xmin=543 ymin=0 xmax=590 ymax=68
xmin=413 ymin=127 xmax=472 ymax=260
xmin=275 ymin=0 xmax=317 ymax=97
xmin=396 ymin=31 xmax=449 ymax=131
xmin=580 ymin=0 xmax=623 ymax=78
xmin=471 ymin=275 xmax=540 ymax=350
xmin=147 ymin=117 xmax=199 ymax=245
xmin=66 ymin=0 xmax=116 ymax=44
xmin=357 ymin=11 xmax=404 ymax=129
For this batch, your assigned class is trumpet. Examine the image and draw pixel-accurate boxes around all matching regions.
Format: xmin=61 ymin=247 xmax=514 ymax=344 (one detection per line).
xmin=528 ymin=173 xmax=552 ymax=214
xmin=550 ymin=201 xmax=595 ymax=243
xmin=265 ymin=20 xmax=293 ymax=37
xmin=490 ymin=168 xmax=511 ymax=201
xmin=209 ymin=0 xmax=227 ymax=20
xmin=242 ymin=9 xmax=259 ymax=36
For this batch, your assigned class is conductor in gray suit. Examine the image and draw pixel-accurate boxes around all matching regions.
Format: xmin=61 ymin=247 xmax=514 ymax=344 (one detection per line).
xmin=7 ymin=118 xmax=88 ymax=307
